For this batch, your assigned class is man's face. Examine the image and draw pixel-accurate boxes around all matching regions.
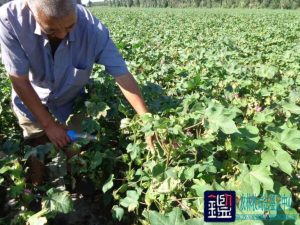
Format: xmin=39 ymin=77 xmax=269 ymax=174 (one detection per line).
xmin=34 ymin=8 xmax=77 ymax=41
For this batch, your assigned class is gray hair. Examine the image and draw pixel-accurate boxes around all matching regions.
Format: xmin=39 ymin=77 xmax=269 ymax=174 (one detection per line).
xmin=28 ymin=0 xmax=77 ymax=18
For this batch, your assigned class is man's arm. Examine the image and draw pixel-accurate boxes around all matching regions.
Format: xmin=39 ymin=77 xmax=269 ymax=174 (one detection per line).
xmin=0 ymin=10 xmax=70 ymax=147
xmin=10 ymin=75 xmax=70 ymax=148
xmin=114 ymin=73 xmax=148 ymax=116
xmin=115 ymin=73 xmax=155 ymax=149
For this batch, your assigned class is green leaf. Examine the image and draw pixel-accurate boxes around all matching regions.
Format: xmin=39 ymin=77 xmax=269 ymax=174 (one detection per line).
xmin=148 ymin=210 xmax=170 ymax=225
xmin=43 ymin=188 xmax=73 ymax=214
xmin=24 ymin=143 xmax=54 ymax=161
xmin=10 ymin=183 xmax=24 ymax=198
xmin=232 ymin=221 xmax=264 ymax=225
xmin=249 ymin=165 xmax=274 ymax=193
xmin=0 ymin=165 xmax=10 ymax=174
xmin=152 ymin=163 xmax=165 ymax=177
xmin=82 ymin=118 xmax=101 ymax=133
xmin=185 ymin=218 xmax=204 ymax=225
xmin=46 ymin=151 xmax=67 ymax=179
xmin=27 ymin=208 xmax=48 ymax=225
xmin=102 ymin=174 xmax=114 ymax=193
xmin=156 ymin=177 xmax=180 ymax=194
xmin=126 ymin=143 xmax=141 ymax=160
xmin=170 ymin=124 xmax=183 ymax=135
xmin=120 ymin=190 xmax=140 ymax=212
xmin=120 ymin=118 xmax=131 ymax=129
xmin=264 ymin=138 xmax=283 ymax=151
xmin=2 ymin=141 xmax=19 ymax=155
xmin=85 ymin=101 xmax=110 ymax=119
xmin=282 ymin=101 xmax=300 ymax=114
xmin=232 ymin=125 xmax=260 ymax=150
xmin=193 ymin=133 xmax=216 ymax=145
xmin=28 ymin=217 xmax=47 ymax=225
xmin=191 ymin=179 xmax=213 ymax=197
xmin=278 ymin=128 xmax=300 ymax=150
xmin=148 ymin=208 xmax=185 ymax=225
xmin=205 ymin=101 xmax=239 ymax=134
xmin=112 ymin=205 xmax=124 ymax=221
xmin=256 ymin=65 xmax=278 ymax=79
xmin=219 ymin=119 xmax=239 ymax=134
xmin=238 ymin=164 xmax=274 ymax=195
xmin=90 ymin=152 xmax=103 ymax=170
xmin=183 ymin=166 xmax=195 ymax=180
xmin=276 ymin=149 xmax=293 ymax=175
xmin=261 ymin=149 xmax=276 ymax=167
xmin=261 ymin=148 xmax=293 ymax=176
xmin=253 ymin=109 xmax=274 ymax=124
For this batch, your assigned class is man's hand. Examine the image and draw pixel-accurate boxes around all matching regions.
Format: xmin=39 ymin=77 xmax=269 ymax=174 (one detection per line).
xmin=10 ymin=75 xmax=71 ymax=147
xmin=44 ymin=121 xmax=71 ymax=148
xmin=146 ymin=135 xmax=155 ymax=150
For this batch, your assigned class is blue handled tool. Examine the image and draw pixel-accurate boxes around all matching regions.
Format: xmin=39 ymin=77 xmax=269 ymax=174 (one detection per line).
xmin=67 ymin=130 xmax=97 ymax=142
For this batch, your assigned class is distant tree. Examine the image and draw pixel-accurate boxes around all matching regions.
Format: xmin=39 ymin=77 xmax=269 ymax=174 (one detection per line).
xmin=239 ymin=0 xmax=250 ymax=7
xmin=164 ymin=0 xmax=168 ymax=7
xmin=280 ymin=0 xmax=293 ymax=8
xmin=194 ymin=0 xmax=201 ymax=6
xmin=261 ymin=0 xmax=271 ymax=7
xmin=269 ymin=0 xmax=280 ymax=8
xmin=293 ymin=0 xmax=300 ymax=8
xmin=135 ymin=0 xmax=140 ymax=6
xmin=249 ymin=0 xmax=258 ymax=7
xmin=127 ymin=0 xmax=134 ymax=6
xmin=216 ymin=0 xmax=223 ymax=7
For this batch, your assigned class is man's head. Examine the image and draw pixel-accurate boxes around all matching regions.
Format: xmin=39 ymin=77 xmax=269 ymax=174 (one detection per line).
xmin=27 ymin=0 xmax=77 ymax=40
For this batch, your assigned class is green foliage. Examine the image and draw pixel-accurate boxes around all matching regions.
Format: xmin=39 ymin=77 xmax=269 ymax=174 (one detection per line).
xmin=120 ymin=190 xmax=141 ymax=212
xmin=0 ymin=71 xmax=21 ymax=142
xmin=27 ymin=188 xmax=73 ymax=225
xmin=42 ymin=188 xmax=73 ymax=214
xmin=146 ymin=207 xmax=203 ymax=225
xmin=87 ymin=7 xmax=300 ymax=223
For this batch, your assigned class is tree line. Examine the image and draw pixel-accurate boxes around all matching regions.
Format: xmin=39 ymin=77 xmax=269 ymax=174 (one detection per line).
xmin=105 ymin=0 xmax=300 ymax=9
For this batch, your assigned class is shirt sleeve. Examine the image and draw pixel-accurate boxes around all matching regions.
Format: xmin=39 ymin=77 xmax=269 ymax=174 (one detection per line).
xmin=0 ymin=12 xmax=29 ymax=76
xmin=94 ymin=21 xmax=129 ymax=77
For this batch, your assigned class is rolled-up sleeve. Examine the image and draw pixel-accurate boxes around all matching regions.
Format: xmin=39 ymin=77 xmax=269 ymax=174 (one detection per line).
xmin=0 ymin=13 xmax=29 ymax=76
xmin=94 ymin=21 xmax=129 ymax=77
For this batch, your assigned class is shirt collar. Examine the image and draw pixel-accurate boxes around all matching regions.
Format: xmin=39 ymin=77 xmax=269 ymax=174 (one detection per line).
xmin=34 ymin=21 xmax=42 ymax=36
xmin=33 ymin=22 xmax=49 ymax=47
